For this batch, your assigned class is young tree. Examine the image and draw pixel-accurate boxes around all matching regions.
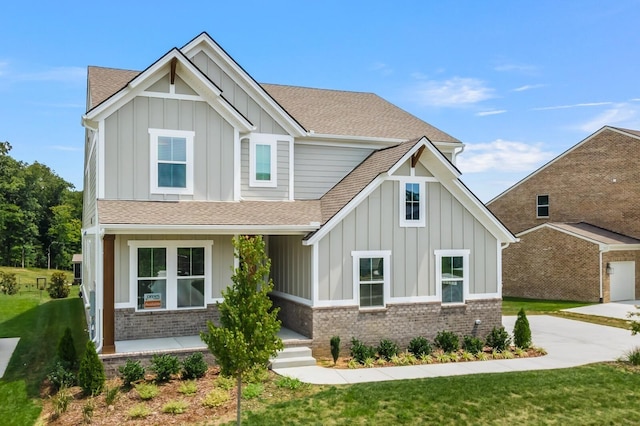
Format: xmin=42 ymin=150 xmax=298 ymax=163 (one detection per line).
xmin=513 ymin=308 xmax=532 ymax=349
xmin=200 ymin=235 xmax=283 ymax=425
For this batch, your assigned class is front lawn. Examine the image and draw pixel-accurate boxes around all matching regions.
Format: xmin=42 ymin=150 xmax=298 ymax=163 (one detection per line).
xmin=0 ymin=268 xmax=87 ymax=426
xmin=502 ymin=297 xmax=593 ymax=315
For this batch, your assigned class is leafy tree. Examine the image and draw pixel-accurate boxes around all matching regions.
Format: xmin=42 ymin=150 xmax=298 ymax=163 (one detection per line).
xmin=201 ymin=235 xmax=283 ymax=425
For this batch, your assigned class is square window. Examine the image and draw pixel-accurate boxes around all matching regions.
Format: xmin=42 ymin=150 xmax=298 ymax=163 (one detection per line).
xmin=149 ymin=129 xmax=194 ymax=195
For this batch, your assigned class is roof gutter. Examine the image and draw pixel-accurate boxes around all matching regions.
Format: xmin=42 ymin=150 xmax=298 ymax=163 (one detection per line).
xmin=100 ymin=223 xmax=321 ymax=235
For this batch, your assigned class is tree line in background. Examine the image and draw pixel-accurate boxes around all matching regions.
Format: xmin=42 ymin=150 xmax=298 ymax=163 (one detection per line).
xmin=0 ymin=141 xmax=82 ymax=269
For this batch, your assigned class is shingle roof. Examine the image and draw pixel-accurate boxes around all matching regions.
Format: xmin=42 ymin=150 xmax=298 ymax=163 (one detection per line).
xmin=85 ymin=67 xmax=459 ymax=143
xmin=549 ymin=222 xmax=640 ymax=245
xmin=261 ymin=84 xmax=459 ymax=143
xmin=611 ymin=127 xmax=640 ymax=138
xmin=320 ymin=138 xmax=421 ymax=224
xmin=98 ymin=200 xmax=322 ymax=226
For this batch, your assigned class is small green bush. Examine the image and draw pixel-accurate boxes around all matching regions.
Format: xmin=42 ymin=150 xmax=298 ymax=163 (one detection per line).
xmin=275 ymin=375 xmax=304 ymax=390
xmin=162 ymin=400 xmax=188 ymax=414
xmin=0 ymin=271 xmax=19 ymax=295
xmin=242 ymin=383 xmax=264 ymax=399
xmin=377 ymin=339 xmax=400 ymax=361
xmin=626 ymin=347 xmax=640 ymax=366
xmin=78 ymin=340 xmax=105 ymax=396
xmin=350 ymin=337 xmax=376 ymax=364
xmin=150 ymin=353 xmax=180 ymax=382
xmin=243 ymin=366 xmax=269 ymax=384
xmin=462 ymin=335 xmax=484 ymax=354
xmin=118 ymin=359 xmax=145 ymax=387
xmin=513 ymin=308 xmax=532 ymax=349
xmin=215 ymin=375 xmax=235 ymax=390
xmin=330 ymin=336 xmax=341 ymax=364
xmin=434 ymin=330 xmax=460 ymax=353
xmin=181 ymin=352 xmax=208 ymax=380
xmin=178 ymin=380 xmax=198 ymax=395
xmin=47 ymin=362 xmax=76 ymax=391
xmin=128 ymin=403 xmax=151 ymax=419
xmin=408 ymin=336 xmax=432 ymax=357
xmin=82 ymin=398 xmax=95 ymax=424
xmin=135 ymin=382 xmax=160 ymax=400
xmin=202 ymin=388 xmax=230 ymax=408
xmin=48 ymin=271 xmax=70 ymax=299
xmin=104 ymin=384 xmax=119 ymax=406
xmin=50 ymin=387 xmax=73 ymax=417
xmin=486 ymin=326 xmax=511 ymax=352
xmin=57 ymin=327 xmax=78 ymax=370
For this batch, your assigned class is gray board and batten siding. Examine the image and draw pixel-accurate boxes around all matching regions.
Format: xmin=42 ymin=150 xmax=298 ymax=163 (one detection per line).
xmin=316 ymin=177 xmax=498 ymax=303
xmin=269 ymin=235 xmax=313 ymax=300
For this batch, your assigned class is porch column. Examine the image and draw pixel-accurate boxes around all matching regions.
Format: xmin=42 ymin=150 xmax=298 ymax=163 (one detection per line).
xmin=102 ymin=234 xmax=116 ymax=354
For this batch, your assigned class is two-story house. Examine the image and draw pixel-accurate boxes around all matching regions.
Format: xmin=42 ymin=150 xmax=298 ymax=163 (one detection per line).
xmin=81 ymin=32 xmax=516 ymax=356
xmin=488 ymin=126 xmax=640 ymax=303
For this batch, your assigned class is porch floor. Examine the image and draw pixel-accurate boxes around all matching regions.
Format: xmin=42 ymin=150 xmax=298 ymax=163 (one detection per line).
xmin=113 ymin=327 xmax=309 ymax=354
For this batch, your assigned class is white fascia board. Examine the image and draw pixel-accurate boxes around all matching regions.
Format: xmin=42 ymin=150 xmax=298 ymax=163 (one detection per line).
xmin=607 ymin=244 xmax=640 ymax=251
xmin=303 ymin=174 xmax=387 ymax=246
xmin=181 ymin=34 xmax=306 ymax=137
xmin=100 ymin=224 xmax=320 ymax=235
xmin=302 ymin=133 xmax=405 ymax=148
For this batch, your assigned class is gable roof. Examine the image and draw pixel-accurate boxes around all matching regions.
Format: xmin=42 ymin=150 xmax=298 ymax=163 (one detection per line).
xmin=87 ymin=66 xmax=139 ymax=110
xmin=518 ymin=222 xmax=640 ymax=247
xmin=261 ymin=84 xmax=459 ymax=143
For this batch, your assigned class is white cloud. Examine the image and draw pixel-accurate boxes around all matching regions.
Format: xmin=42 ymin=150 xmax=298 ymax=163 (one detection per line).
xmin=533 ymin=102 xmax=613 ymax=111
xmin=512 ymin=84 xmax=545 ymax=92
xmin=575 ymin=103 xmax=640 ymax=132
xmin=370 ymin=62 xmax=393 ymax=76
xmin=476 ymin=110 xmax=507 ymax=117
xmin=412 ymin=77 xmax=494 ymax=107
xmin=457 ymin=140 xmax=555 ymax=174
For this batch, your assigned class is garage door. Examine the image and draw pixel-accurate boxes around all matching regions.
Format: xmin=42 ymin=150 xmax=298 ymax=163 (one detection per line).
xmin=610 ymin=261 xmax=636 ymax=301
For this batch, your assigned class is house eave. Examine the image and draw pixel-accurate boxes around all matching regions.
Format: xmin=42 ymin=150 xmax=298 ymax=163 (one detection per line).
xmin=99 ymin=223 xmax=320 ymax=235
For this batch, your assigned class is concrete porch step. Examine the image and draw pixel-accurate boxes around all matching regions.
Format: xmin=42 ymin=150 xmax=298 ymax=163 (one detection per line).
xmin=269 ymin=346 xmax=316 ymax=369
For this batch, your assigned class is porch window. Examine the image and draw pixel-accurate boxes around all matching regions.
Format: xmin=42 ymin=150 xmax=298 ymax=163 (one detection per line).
xmin=177 ymin=247 xmax=205 ymax=308
xmin=537 ymin=194 xmax=549 ymax=218
xmin=149 ymin=129 xmax=195 ymax=194
xmin=399 ymin=180 xmax=425 ymax=227
xmin=352 ymin=250 xmax=391 ymax=308
xmin=435 ymin=249 xmax=469 ymax=304
xmin=137 ymin=247 xmax=167 ymax=310
xmin=249 ymin=134 xmax=278 ymax=187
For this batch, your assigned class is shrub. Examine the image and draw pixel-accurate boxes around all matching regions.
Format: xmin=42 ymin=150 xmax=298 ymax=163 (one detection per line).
xmin=150 ymin=353 xmax=180 ymax=382
xmin=626 ymin=347 xmax=640 ymax=366
xmin=118 ymin=359 xmax=145 ymax=387
xmin=408 ymin=336 xmax=432 ymax=357
xmin=78 ymin=340 xmax=105 ymax=396
xmin=243 ymin=365 xmax=269 ymax=384
xmin=242 ymin=383 xmax=264 ymax=399
xmin=48 ymin=271 xmax=70 ymax=299
xmin=350 ymin=337 xmax=376 ymax=364
xmin=462 ymin=335 xmax=484 ymax=354
xmin=377 ymin=339 xmax=400 ymax=361
xmin=215 ymin=375 xmax=235 ymax=390
xmin=202 ymin=388 xmax=230 ymax=408
xmin=513 ymin=308 xmax=532 ymax=349
xmin=0 ymin=271 xmax=19 ymax=295
xmin=50 ymin=387 xmax=73 ymax=418
xmin=485 ymin=326 xmax=511 ymax=352
xmin=104 ymin=384 xmax=119 ymax=406
xmin=57 ymin=327 xmax=77 ymax=370
xmin=135 ymin=383 xmax=159 ymax=400
xmin=275 ymin=375 xmax=304 ymax=390
xmin=162 ymin=400 xmax=188 ymax=414
xmin=128 ymin=403 xmax=151 ymax=419
xmin=330 ymin=336 xmax=341 ymax=364
xmin=181 ymin=352 xmax=208 ymax=380
xmin=82 ymin=398 xmax=95 ymax=424
xmin=47 ymin=362 xmax=76 ymax=391
xmin=178 ymin=380 xmax=198 ymax=395
xmin=434 ymin=330 xmax=460 ymax=353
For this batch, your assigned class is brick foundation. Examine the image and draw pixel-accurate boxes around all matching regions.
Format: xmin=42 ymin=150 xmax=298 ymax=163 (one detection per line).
xmin=115 ymin=304 xmax=220 ymax=341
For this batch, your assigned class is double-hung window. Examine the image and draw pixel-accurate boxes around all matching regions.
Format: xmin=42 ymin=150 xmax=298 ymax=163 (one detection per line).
xmin=435 ymin=249 xmax=469 ymax=304
xmin=149 ymin=129 xmax=194 ymax=194
xmin=352 ymin=250 xmax=391 ymax=308
xmin=399 ymin=180 xmax=425 ymax=227
xmin=130 ymin=241 xmax=211 ymax=311
xmin=249 ymin=134 xmax=277 ymax=187
xmin=537 ymin=194 xmax=549 ymax=218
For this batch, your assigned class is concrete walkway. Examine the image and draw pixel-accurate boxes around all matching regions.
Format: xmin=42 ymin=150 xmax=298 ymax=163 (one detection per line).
xmin=273 ymin=315 xmax=640 ymax=384
xmin=563 ymin=300 xmax=640 ymax=320
xmin=0 ymin=338 xmax=19 ymax=379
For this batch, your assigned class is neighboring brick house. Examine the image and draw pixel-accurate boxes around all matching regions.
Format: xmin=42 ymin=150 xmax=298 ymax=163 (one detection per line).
xmin=488 ymin=126 xmax=640 ymax=302
xmin=81 ymin=32 xmax=515 ymax=357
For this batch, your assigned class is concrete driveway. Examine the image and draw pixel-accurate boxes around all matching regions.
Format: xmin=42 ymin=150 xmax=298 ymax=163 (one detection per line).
xmin=562 ymin=300 xmax=640 ymax=320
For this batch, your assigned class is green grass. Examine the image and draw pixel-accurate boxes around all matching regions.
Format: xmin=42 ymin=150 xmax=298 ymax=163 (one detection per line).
xmin=0 ymin=266 xmax=73 ymax=294
xmin=240 ymin=363 xmax=640 ymax=425
xmin=502 ymin=297 xmax=594 ymax=316
xmin=0 ymin=267 xmax=87 ymax=426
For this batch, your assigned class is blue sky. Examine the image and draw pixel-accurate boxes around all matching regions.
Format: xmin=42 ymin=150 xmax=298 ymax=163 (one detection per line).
xmin=2 ymin=1 xmax=640 ymax=202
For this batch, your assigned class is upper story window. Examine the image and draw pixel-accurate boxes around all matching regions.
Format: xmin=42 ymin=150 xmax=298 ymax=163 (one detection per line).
xmin=537 ymin=194 xmax=549 ymax=218
xmin=399 ymin=180 xmax=425 ymax=227
xmin=149 ymin=129 xmax=195 ymax=195
xmin=352 ymin=250 xmax=391 ymax=309
xmin=435 ymin=249 xmax=469 ymax=304
xmin=249 ymin=134 xmax=277 ymax=188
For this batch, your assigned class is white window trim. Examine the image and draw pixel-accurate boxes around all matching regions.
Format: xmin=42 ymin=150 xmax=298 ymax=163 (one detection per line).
xmin=127 ymin=240 xmax=213 ymax=312
xmin=398 ymin=179 xmax=426 ymax=227
xmin=351 ymin=250 xmax=391 ymax=310
xmin=536 ymin=194 xmax=549 ymax=218
xmin=149 ymin=128 xmax=195 ymax=195
xmin=434 ymin=249 xmax=470 ymax=305
xmin=249 ymin=133 xmax=278 ymax=188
